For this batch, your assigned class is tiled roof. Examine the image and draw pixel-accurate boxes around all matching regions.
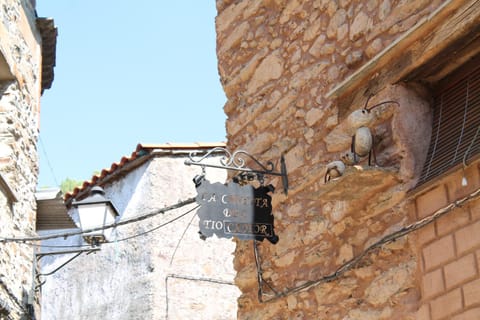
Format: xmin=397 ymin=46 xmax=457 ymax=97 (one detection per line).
xmin=64 ymin=142 xmax=225 ymax=204
xmin=36 ymin=17 xmax=57 ymax=93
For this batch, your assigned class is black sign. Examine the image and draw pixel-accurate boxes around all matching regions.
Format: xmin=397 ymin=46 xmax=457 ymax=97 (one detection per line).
xmin=195 ymin=178 xmax=278 ymax=244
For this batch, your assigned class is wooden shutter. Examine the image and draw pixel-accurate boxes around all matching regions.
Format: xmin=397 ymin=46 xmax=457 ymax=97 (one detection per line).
xmin=417 ymin=56 xmax=480 ymax=187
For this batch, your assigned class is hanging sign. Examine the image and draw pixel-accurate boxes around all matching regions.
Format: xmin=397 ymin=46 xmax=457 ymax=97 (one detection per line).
xmin=195 ymin=178 xmax=279 ymax=244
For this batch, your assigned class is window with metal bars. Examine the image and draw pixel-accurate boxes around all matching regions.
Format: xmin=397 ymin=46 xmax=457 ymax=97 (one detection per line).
xmin=417 ymin=55 xmax=480 ymax=187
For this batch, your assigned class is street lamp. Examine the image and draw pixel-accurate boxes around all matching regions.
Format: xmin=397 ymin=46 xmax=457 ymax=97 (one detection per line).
xmin=72 ymin=186 xmax=119 ymax=246
xmin=34 ymin=186 xmax=119 ymax=291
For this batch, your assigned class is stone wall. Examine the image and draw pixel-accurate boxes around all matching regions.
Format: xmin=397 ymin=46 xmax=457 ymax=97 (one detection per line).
xmin=40 ymin=154 xmax=241 ymax=320
xmin=0 ymin=0 xmax=43 ymax=319
xmin=215 ymin=0 xmax=450 ymax=319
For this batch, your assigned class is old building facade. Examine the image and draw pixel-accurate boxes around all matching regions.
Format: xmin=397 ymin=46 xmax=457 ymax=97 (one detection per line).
xmin=39 ymin=144 xmax=240 ymax=320
xmin=0 ymin=1 xmax=55 ymax=319
xmin=215 ymin=0 xmax=480 ymax=319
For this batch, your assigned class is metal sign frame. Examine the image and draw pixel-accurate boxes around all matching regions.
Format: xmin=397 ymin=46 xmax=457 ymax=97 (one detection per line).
xmin=184 ymin=147 xmax=288 ymax=195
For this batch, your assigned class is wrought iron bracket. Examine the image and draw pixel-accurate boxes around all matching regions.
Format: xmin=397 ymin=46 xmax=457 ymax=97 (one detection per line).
xmin=35 ymin=247 xmax=101 ymax=290
xmin=184 ymin=147 xmax=288 ymax=195
xmin=36 ymin=247 xmax=100 ymax=260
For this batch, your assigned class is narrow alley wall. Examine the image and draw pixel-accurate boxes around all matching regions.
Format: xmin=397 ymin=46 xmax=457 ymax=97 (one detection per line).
xmin=0 ymin=1 xmax=44 ymax=318
xmin=215 ymin=0 xmax=446 ymax=319
xmin=40 ymin=153 xmax=240 ymax=320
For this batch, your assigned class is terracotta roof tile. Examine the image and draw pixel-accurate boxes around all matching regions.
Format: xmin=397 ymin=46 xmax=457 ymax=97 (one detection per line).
xmin=64 ymin=142 xmax=225 ymax=204
xmin=36 ymin=17 xmax=57 ymax=93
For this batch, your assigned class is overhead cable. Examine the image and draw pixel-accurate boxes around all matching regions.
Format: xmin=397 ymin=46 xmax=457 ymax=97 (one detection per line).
xmin=255 ymin=186 xmax=480 ymax=302
xmin=111 ymin=205 xmax=199 ymax=243
xmin=0 ymin=197 xmax=196 ymax=243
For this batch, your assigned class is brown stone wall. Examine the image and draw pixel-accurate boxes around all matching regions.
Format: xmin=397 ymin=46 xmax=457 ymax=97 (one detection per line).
xmin=414 ymin=160 xmax=480 ymax=320
xmin=215 ymin=0 xmax=449 ymax=319
xmin=0 ymin=0 xmax=43 ymax=319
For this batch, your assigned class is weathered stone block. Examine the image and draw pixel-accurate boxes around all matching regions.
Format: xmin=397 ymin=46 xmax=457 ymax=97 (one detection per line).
xmin=246 ymin=50 xmax=284 ymax=95
xmin=365 ymin=261 xmax=415 ymax=306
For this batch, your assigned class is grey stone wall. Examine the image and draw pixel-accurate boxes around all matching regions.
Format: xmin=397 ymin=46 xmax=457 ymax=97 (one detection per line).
xmin=40 ymin=154 xmax=240 ymax=320
xmin=0 ymin=0 xmax=43 ymax=319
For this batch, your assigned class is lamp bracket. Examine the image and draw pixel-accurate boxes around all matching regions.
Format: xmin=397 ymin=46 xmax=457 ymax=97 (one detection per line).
xmin=184 ymin=147 xmax=288 ymax=194
xmin=35 ymin=247 xmax=100 ymax=291
xmin=36 ymin=247 xmax=100 ymax=260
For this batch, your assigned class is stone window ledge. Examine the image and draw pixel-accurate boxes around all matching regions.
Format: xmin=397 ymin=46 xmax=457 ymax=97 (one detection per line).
xmin=327 ymin=0 xmax=480 ymax=113
xmin=303 ymin=166 xmax=400 ymax=201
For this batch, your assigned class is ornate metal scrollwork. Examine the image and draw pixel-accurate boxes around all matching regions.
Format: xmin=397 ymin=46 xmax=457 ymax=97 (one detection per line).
xmin=184 ymin=147 xmax=288 ymax=195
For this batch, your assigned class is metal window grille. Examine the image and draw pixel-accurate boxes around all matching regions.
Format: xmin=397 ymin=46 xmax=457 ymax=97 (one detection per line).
xmin=417 ymin=57 xmax=480 ymax=187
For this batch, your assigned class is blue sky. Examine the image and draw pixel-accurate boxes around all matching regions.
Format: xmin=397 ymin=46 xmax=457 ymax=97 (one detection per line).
xmin=36 ymin=1 xmax=227 ymax=188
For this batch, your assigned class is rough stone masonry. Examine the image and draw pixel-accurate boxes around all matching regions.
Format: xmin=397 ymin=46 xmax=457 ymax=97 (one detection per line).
xmin=0 ymin=0 xmax=44 ymax=318
xmin=215 ymin=0 xmax=443 ymax=319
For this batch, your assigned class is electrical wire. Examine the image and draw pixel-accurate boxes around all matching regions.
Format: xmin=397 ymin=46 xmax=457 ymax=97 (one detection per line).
xmin=165 ymin=273 xmax=235 ymax=320
xmin=29 ymin=243 xmax=91 ymax=249
xmin=169 ymin=209 xmax=197 ymax=266
xmin=0 ymin=197 xmax=196 ymax=243
xmin=30 ymin=206 xmax=198 ymax=293
xmin=38 ymin=135 xmax=59 ymax=187
xmin=20 ymin=204 xmax=199 ymax=250
xmin=254 ymin=186 xmax=480 ymax=303
xmin=110 ymin=205 xmax=199 ymax=244
xmin=37 ymin=252 xmax=82 ymax=277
